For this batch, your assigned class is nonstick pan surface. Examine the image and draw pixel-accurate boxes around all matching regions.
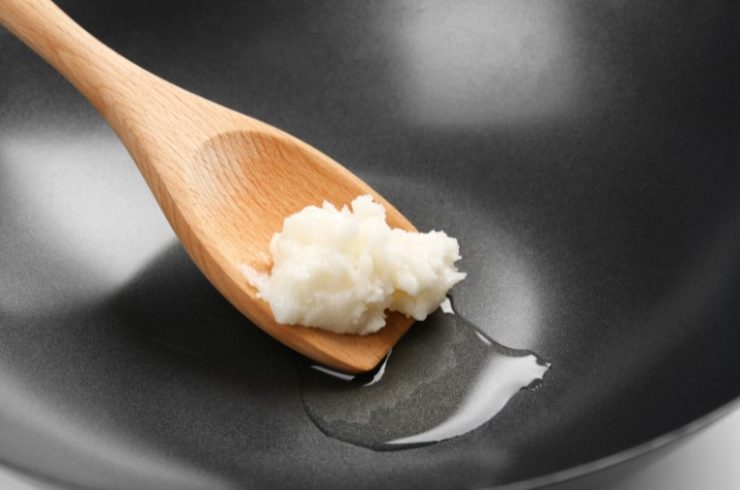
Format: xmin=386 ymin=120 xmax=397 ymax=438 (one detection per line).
xmin=1 ymin=1 xmax=739 ymax=488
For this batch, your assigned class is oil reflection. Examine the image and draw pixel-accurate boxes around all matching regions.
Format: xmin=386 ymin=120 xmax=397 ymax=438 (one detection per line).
xmin=386 ymin=350 xmax=547 ymax=447
xmin=301 ymin=301 xmax=549 ymax=450
xmin=389 ymin=1 xmax=579 ymax=127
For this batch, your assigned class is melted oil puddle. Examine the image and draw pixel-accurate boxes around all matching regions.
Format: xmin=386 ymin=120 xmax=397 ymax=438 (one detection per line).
xmin=299 ymin=298 xmax=550 ymax=450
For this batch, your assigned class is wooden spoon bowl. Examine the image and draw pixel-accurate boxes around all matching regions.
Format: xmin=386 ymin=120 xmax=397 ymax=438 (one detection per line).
xmin=0 ymin=0 xmax=415 ymax=372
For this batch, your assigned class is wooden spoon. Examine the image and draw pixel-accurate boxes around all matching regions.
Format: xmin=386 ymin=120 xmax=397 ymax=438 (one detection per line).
xmin=0 ymin=0 xmax=416 ymax=373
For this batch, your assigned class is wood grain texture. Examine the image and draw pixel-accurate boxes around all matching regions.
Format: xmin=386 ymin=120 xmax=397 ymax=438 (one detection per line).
xmin=0 ymin=0 xmax=416 ymax=372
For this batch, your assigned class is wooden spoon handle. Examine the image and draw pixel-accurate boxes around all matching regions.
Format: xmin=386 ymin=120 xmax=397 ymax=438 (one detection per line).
xmin=0 ymin=0 xmax=147 ymax=120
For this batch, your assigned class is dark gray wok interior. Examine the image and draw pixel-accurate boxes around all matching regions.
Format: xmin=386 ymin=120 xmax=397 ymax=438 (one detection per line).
xmin=1 ymin=1 xmax=739 ymax=488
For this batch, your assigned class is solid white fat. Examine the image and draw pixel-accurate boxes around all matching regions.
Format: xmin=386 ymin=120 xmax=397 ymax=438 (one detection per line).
xmin=241 ymin=195 xmax=466 ymax=335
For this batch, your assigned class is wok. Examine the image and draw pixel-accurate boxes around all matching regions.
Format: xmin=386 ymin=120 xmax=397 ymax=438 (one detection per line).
xmin=0 ymin=1 xmax=738 ymax=488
